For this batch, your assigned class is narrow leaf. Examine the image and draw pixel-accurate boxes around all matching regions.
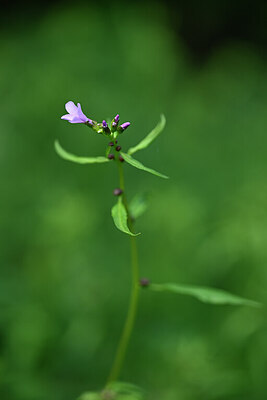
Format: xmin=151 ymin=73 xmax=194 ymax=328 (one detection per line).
xmin=128 ymin=114 xmax=166 ymax=155
xmin=150 ymin=283 xmax=261 ymax=307
xmin=129 ymin=194 xmax=148 ymax=219
xmin=121 ymin=152 xmax=169 ymax=179
xmin=55 ymin=140 xmax=109 ymax=165
xmin=111 ymin=198 xmax=140 ymax=236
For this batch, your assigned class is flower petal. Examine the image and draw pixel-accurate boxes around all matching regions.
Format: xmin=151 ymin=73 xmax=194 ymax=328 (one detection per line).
xmin=77 ymin=103 xmax=89 ymax=122
xmin=65 ymin=101 xmax=78 ymax=114
xmin=61 ymin=114 xmax=73 ymax=121
xmin=68 ymin=116 xmax=85 ymax=123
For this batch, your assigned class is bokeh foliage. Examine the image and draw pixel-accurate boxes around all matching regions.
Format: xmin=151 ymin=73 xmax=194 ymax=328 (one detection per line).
xmin=0 ymin=2 xmax=267 ymax=400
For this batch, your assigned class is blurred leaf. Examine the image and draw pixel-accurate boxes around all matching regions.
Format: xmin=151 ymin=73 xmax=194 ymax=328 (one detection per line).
xmin=150 ymin=283 xmax=261 ymax=307
xmin=129 ymin=194 xmax=148 ymax=219
xmin=54 ymin=140 xmax=109 ymax=164
xmin=111 ymin=198 xmax=140 ymax=236
xmin=78 ymin=382 xmax=144 ymax=400
xmin=128 ymin=114 xmax=166 ymax=155
xmin=105 ymin=381 xmax=145 ymax=400
xmin=77 ymin=392 xmax=101 ymax=400
xmin=121 ymin=152 xmax=169 ymax=179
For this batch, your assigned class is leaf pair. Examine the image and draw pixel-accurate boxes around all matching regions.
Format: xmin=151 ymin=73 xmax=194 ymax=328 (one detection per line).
xmin=55 ymin=115 xmax=168 ymax=235
xmin=149 ymin=282 xmax=261 ymax=308
xmin=55 ymin=114 xmax=168 ymax=179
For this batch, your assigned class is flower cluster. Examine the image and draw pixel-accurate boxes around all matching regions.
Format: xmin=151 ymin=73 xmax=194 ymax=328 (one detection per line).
xmin=61 ymin=101 xmax=130 ymax=139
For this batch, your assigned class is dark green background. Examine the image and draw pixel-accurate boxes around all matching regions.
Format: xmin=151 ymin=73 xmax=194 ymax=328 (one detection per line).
xmin=0 ymin=2 xmax=267 ymax=399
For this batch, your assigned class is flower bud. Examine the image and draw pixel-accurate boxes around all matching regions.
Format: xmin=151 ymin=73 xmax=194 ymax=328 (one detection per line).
xmin=102 ymin=120 xmax=110 ymax=134
xmin=116 ymin=145 xmax=121 ymax=151
xmin=118 ymin=122 xmax=130 ymax=133
xmin=108 ymin=154 xmax=115 ymax=160
xmin=113 ymin=188 xmax=123 ymax=196
xmin=139 ymin=278 xmax=150 ymax=287
xmin=108 ymin=142 xmax=114 ymax=147
xmin=119 ymin=155 xmax=124 ymax=162
xmin=111 ymin=114 xmax=120 ymax=133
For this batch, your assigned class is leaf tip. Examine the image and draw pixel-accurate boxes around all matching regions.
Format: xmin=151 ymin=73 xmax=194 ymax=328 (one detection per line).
xmin=160 ymin=113 xmax=166 ymax=125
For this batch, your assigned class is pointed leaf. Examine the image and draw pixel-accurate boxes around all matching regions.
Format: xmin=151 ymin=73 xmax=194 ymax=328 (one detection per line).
xmin=111 ymin=198 xmax=140 ymax=236
xmin=121 ymin=152 xmax=169 ymax=179
xmin=149 ymin=283 xmax=261 ymax=307
xmin=128 ymin=114 xmax=166 ymax=155
xmin=55 ymin=140 xmax=109 ymax=165
xmin=129 ymin=194 xmax=148 ymax=219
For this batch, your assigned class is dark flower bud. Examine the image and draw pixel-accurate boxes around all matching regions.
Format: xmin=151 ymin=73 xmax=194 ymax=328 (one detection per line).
xmin=108 ymin=142 xmax=114 ymax=146
xmin=113 ymin=188 xmax=123 ymax=196
xmin=139 ymin=278 xmax=150 ymax=287
xmin=119 ymin=155 xmax=124 ymax=162
xmin=116 ymin=145 xmax=121 ymax=151
xmin=108 ymin=154 xmax=115 ymax=160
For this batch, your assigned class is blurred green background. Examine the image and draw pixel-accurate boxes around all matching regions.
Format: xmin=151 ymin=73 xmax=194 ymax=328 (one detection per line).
xmin=0 ymin=1 xmax=267 ymax=399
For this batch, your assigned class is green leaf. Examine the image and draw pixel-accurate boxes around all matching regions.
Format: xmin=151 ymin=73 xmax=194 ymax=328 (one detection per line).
xmin=111 ymin=198 xmax=140 ymax=236
xmin=128 ymin=114 xmax=166 ymax=155
xmin=149 ymin=283 xmax=261 ymax=307
xmin=55 ymin=140 xmax=109 ymax=165
xmin=121 ymin=152 xmax=169 ymax=179
xmin=129 ymin=194 xmax=148 ymax=219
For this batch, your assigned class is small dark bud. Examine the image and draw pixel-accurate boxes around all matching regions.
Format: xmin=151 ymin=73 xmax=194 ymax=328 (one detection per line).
xmin=113 ymin=188 xmax=123 ymax=196
xmin=139 ymin=278 xmax=150 ymax=287
xmin=116 ymin=145 xmax=121 ymax=151
xmin=108 ymin=142 xmax=114 ymax=146
xmin=108 ymin=154 xmax=115 ymax=160
xmin=115 ymin=140 xmax=118 ymax=144
xmin=119 ymin=155 xmax=124 ymax=162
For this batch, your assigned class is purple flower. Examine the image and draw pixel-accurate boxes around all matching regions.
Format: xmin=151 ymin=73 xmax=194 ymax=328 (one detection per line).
xmin=102 ymin=120 xmax=108 ymax=128
xmin=114 ymin=114 xmax=120 ymax=124
xmin=120 ymin=122 xmax=131 ymax=131
xmin=61 ymin=101 xmax=93 ymax=124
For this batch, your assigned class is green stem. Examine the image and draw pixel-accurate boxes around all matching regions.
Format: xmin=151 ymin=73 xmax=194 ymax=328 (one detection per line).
xmin=107 ymin=160 xmax=140 ymax=384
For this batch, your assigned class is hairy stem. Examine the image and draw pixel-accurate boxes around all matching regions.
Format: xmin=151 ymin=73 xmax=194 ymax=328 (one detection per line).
xmin=107 ymin=161 xmax=140 ymax=383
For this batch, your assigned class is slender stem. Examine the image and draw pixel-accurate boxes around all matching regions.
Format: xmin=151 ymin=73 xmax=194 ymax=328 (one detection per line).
xmin=107 ymin=161 xmax=140 ymax=384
